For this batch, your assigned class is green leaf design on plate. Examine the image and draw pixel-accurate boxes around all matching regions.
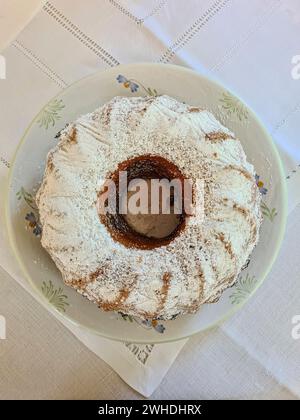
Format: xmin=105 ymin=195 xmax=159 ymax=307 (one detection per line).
xmin=41 ymin=280 xmax=69 ymax=313
xmin=219 ymin=91 xmax=248 ymax=121
xmin=37 ymin=99 xmax=65 ymax=130
xmin=230 ymin=274 xmax=257 ymax=305
xmin=16 ymin=187 xmax=37 ymax=210
xmin=144 ymin=87 xmax=158 ymax=97
xmin=261 ymin=201 xmax=277 ymax=222
xmin=120 ymin=313 xmax=134 ymax=322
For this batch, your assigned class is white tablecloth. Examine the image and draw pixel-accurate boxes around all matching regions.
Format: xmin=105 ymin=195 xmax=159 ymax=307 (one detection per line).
xmin=0 ymin=0 xmax=300 ymax=399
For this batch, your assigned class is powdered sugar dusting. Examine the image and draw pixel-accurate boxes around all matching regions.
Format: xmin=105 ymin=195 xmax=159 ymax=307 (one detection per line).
xmin=36 ymin=95 xmax=262 ymax=320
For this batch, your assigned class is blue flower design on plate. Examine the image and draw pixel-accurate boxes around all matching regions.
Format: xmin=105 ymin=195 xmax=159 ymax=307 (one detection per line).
xmin=255 ymin=174 xmax=268 ymax=195
xmin=25 ymin=212 xmax=42 ymax=236
xmin=119 ymin=313 xmax=166 ymax=333
xmin=116 ymin=75 xmax=139 ymax=93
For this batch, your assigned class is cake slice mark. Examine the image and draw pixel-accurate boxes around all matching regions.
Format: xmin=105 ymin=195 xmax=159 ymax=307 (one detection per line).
xmin=176 ymin=267 xmax=204 ymax=313
xmin=197 ymin=267 xmax=205 ymax=305
xmin=154 ymin=272 xmax=171 ymax=317
xmin=102 ymin=103 xmax=113 ymax=126
xmin=205 ymin=131 xmax=235 ymax=142
xmin=206 ymin=274 xmax=236 ymax=303
xmin=99 ymin=287 xmax=131 ymax=312
xmin=127 ymin=96 xmax=156 ymax=131
xmin=67 ymin=125 xmax=78 ymax=144
xmin=98 ymin=271 xmax=140 ymax=313
xmin=71 ymin=267 xmax=138 ymax=313
xmin=188 ymin=107 xmax=204 ymax=113
xmin=46 ymin=153 xmax=55 ymax=172
xmin=224 ymin=165 xmax=253 ymax=181
xmin=212 ymin=199 xmax=258 ymax=251
xmin=232 ymin=203 xmax=258 ymax=248
xmin=160 ymin=272 xmax=171 ymax=307
xmin=77 ymin=121 xmax=111 ymax=145
xmin=69 ymin=260 xmax=114 ymax=288
xmin=232 ymin=202 xmax=248 ymax=216
xmin=215 ymin=232 xmax=234 ymax=260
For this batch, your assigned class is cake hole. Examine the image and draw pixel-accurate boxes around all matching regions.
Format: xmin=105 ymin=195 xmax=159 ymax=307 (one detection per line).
xmin=123 ymin=179 xmax=181 ymax=239
xmin=97 ymin=155 xmax=189 ymax=249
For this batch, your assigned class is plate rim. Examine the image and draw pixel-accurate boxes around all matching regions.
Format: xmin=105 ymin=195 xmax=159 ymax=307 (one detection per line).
xmin=5 ymin=62 xmax=288 ymax=343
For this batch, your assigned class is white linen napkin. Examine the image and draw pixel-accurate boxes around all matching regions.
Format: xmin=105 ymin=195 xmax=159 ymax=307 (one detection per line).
xmin=0 ymin=0 xmax=300 ymax=397
xmin=0 ymin=0 xmax=46 ymax=51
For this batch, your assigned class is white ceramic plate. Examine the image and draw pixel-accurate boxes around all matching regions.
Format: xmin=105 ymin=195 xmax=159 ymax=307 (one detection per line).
xmin=6 ymin=63 xmax=287 ymax=343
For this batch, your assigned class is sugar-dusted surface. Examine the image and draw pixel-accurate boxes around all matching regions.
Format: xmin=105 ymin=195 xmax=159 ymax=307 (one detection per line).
xmin=36 ymin=95 xmax=262 ymax=320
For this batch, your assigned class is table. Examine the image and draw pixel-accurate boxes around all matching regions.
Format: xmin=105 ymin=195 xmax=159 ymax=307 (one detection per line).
xmin=1 ymin=0 xmax=300 ymax=400
xmin=1 ymin=204 xmax=299 ymax=399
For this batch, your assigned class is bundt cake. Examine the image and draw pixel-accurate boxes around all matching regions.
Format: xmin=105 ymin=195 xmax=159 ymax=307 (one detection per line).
xmin=36 ymin=95 xmax=262 ymax=320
